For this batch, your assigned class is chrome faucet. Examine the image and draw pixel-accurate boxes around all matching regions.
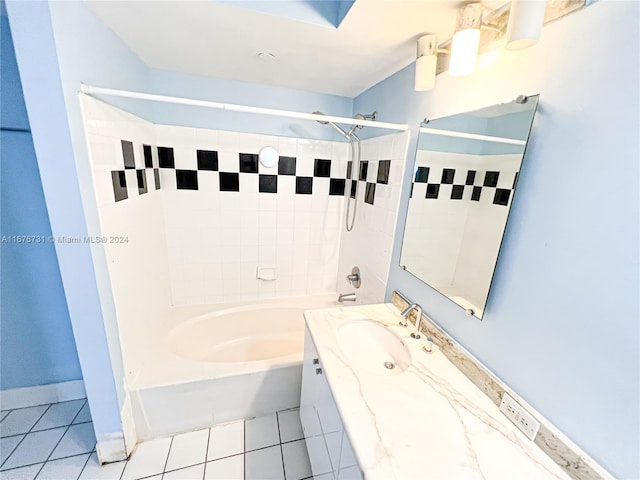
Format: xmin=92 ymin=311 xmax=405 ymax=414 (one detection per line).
xmin=338 ymin=292 xmax=356 ymax=302
xmin=400 ymin=303 xmax=423 ymax=339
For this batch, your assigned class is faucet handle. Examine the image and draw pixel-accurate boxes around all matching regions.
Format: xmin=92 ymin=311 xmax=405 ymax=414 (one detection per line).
xmin=346 ymin=266 xmax=361 ymax=288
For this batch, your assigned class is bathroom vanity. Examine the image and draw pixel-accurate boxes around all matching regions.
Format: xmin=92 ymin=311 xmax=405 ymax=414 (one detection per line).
xmin=300 ymin=303 xmax=570 ymax=479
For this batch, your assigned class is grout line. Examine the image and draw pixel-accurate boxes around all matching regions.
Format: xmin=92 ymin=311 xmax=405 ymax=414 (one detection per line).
xmin=162 ymin=435 xmax=175 ymax=475
xmin=76 ymin=451 xmax=93 ymax=480
xmin=202 ymin=427 xmax=211 ymax=479
xmin=0 ymin=402 xmax=54 ymax=471
xmin=243 ymin=419 xmax=246 ymax=480
xmin=275 ymin=413 xmax=286 ymax=480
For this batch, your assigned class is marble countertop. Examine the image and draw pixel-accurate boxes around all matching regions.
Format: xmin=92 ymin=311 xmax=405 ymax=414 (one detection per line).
xmin=304 ymin=303 xmax=571 ymax=480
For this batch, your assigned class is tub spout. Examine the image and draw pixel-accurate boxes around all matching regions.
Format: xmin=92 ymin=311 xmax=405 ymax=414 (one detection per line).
xmin=338 ymin=293 xmax=357 ymax=302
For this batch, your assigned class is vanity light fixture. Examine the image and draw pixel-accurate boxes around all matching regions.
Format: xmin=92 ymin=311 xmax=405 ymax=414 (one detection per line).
xmin=449 ymin=3 xmax=483 ymax=76
xmin=414 ymin=34 xmax=438 ymax=91
xmin=505 ymin=0 xmax=547 ymax=50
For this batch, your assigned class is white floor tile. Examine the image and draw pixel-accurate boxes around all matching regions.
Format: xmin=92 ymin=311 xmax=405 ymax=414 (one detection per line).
xmin=276 ymin=409 xmax=304 ymax=443
xmin=245 ymin=445 xmax=284 ymax=480
xmin=1 ymin=428 xmax=66 ymax=470
xmin=207 ymin=422 xmax=243 ymax=461
xmin=165 ymin=429 xmax=208 ymax=472
xmin=31 ymin=400 xmax=84 ymax=432
xmin=0 ymin=463 xmax=42 ymax=480
xmin=0 ymin=413 xmax=9 ymax=422
xmin=204 ymin=454 xmax=243 ymax=480
xmin=1 ymin=435 xmax=24 ymax=466
xmin=0 ymin=407 xmax=48 ymax=437
xmin=35 ymin=453 xmax=89 ymax=480
xmin=78 ymin=452 xmax=126 ymax=480
xmin=245 ymin=414 xmax=279 ymax=452
xmin=120 ymin=437 xmax=171 ymax=480
xmin=163 ymin=463 xmax=205 ymax=480
xmin=71 ymin=405 xmax=91 ymax=425
xmin=281 ymin=440 xmax=312 ymax=480
xmin=50 ymin=423 xmax=96 ymax=460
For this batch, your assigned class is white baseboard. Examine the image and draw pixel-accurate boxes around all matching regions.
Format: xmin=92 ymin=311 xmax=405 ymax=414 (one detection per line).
xmin=0 ymin=380 xmax=86 ymax=410
xmin=96 ymin=433 xmax=127 ymax=464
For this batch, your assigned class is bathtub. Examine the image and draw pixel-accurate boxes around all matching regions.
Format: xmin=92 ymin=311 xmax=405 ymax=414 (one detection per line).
xmin=130 ymin=294 xmax=336 ymax=440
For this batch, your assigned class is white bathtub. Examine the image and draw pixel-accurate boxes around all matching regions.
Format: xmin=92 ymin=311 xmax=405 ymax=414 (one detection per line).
xmin=130 ymin=294 xmax=336 ymax=440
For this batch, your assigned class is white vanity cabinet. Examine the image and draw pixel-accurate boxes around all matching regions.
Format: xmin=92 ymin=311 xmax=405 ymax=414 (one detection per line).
xmin=300 ymin=325 xmax=363 ymax=480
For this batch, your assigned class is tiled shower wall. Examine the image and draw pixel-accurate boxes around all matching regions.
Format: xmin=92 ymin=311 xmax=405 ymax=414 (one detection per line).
xmin=335 ymin=132 xmax=409 ymax=305
xmin=403 ymin=150 xmax=519 ymax=310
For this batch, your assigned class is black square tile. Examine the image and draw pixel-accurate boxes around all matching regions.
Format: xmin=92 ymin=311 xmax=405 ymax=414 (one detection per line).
xmin=197 ymin=150 xmax=219 ymax=171
xmin=465 ymin=170 xmax=476 ymax=186
xmin=143 ymin=145 xmax=153 ymax=168
xmin=239 ymin=153 xmax=258 ymax=173
xmin=314 ymin=159 xmax=331 ymax=177
xmin=377 ymin=160 xmax=391 ymax=184
xmin=471 ymin=186 xmax=482 ymax=201
xmin=158 ymin=147 xmax=175 ymax=168
xmin=493 ymin=188 xmax=511 ymax=206
xmin=484 ymin=171 xmax=500 ymax=187
xmin=415 ymin=166 xmax=429 ymax=183
xmin=121 ymin=140 xmax=135 ymax=169
xmin=219 ymin=172 xmax=239 ymax=192
xmin=441 ymin=168 xmax=455 ymax=184
xmin=137 ymin=169 xmax=148 ymax=195
xmin=426 ymin=183 xmax=440 ymax=199
xmin=359 ymin=161 xmax=368 ymax=181
xmin=364 ymin=182 xmax=376 ymax=205
xmin=278 ymin=156 xmax=296 ymax=175
xmin=111 ymin=171 xmax=128 ymax=202
xmin=451 ymin=185 xmax=464 ymax=200
xmin=350 ymin=180 xmax=357 ymax=199
xmin=296 ymin=176 xmax=313 ymax=194
xmin=346 ymin=161 xmax=353 ymax=179
xmin=410 ymin=183 xmax=414 ymax=198
xmin=154 ymin=168 xmax=161 ymax=190
xmin=513 ymin=172 xmax=519 ymax=190
xmin=259 ymin=174 xmax=278 ymax=193
xmin=329 ymin=178 xmax=345 ymax=196
xmin=176 ymin=170 xmax=198 ymax=190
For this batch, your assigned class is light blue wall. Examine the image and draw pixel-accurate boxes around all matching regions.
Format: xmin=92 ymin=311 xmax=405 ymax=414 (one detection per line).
xmin=355 ymin=2 xmax=639 ymax=477
xmin=0 ymin=8 xmax=82 ymax=390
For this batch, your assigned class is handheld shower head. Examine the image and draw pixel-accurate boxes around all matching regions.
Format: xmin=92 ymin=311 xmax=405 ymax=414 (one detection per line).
xmin=313 ymin=111 xmax=351 ymax=141
xmin=312 ymin=111 xmax=330 ymax=125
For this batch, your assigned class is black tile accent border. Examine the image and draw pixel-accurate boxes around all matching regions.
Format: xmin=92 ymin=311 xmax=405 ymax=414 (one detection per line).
xmin=471 ymin=186 xmax=482 ymax=201
xmin=415 ymin=167 xmax=429 ymax=183
xmin=451 ymin=185 xmax=464 ymax=200
xmin=350 ymin=180 xmax=357 ymax=199
xmin=143 ymin=145 xmax=153 ymax=168
xmin=377 ymin=160 xmax=391 ymax=184
xmin=219 ymin=172 xmax=239 ymax=192
xmin=197 ymin=150 xmax=219 ymax=171
xmin=465 ymin=170 xmax=476 ymax=186
xmin=111 ymin=171 xmax=127 ymax=202
xmin=314 ymin=159 xmax=331 ymax=178
xmin=278 ymin=157 xmax=296 ymax=176
xmin=296 ymin=176 xmax=313 ymax=195
xmin=121 ymin=140 xmax=135 ymax=169
xmin=158 ymin=147 xmax=175 ymax=168
xmin=329 ymin=178 xmax=345 ymax=196
xmin=239 ymin=153 xmax=259 ymax=173
xmin=426 ymin=183 xmax=440 ymax=199
xmin=513 ymin=172 xmax=519 ymax=190
xmin=346 ymin=161 xmax=352 ymax=180
xmin=153 ymin=168 xmax=161 ymax=190
xmin=364 ymin=182 xmax=376 ymax=205
xmin=493 ymin=188 xmax=511 ymax=206
xmin=484 ymin=171 xmax=499 ymax=187
xmin=176 ymin=170 xmax=198 ymax=190
xmin=259 ymin=175 xmax=278 ymax=193
xmin=441 ymin=168 xmax=455 ymax=184
xmin=359 ymin=161 xmax=368 ymax=181
xmin=136 ymin=169 xmax=148 ymax=195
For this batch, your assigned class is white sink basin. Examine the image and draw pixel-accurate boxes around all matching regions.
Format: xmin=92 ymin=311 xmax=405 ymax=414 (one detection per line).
xmin=336 ymin=319 xmax=411 ymax=375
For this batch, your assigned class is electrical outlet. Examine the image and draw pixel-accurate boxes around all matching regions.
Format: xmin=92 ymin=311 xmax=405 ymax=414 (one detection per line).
xmin=499 ymin=392 xmax=540 ymax=441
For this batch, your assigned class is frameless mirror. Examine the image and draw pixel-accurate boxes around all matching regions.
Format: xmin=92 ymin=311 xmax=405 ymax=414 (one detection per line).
xmin=399 ymin=95 xmax=539 ymax=319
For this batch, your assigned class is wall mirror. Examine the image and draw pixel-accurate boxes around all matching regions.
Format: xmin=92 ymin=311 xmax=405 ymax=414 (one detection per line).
xmin=399 ymin=95 xmax=539 ymax=319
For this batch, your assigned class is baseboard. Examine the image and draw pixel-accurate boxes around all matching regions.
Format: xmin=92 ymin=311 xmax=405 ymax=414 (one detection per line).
xmin=0 ymin=380 xmax=86 ymax=410
xmin=96 ymin=432 xmax=127 ymax=464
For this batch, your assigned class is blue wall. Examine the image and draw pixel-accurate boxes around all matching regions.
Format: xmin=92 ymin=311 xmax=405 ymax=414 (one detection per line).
xmin=355 ymin=3 xmax=639 ymax=477
xmin=0 ymin=6 xmax=82 ymax=390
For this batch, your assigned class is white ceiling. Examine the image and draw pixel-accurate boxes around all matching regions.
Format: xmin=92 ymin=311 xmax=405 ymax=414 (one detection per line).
xmin=86 ymin=1 xmax=504 ymax=98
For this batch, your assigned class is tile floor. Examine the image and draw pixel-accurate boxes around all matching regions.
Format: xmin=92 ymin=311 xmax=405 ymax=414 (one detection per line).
xmin=0 ymin=399 xmax=313 ymax=480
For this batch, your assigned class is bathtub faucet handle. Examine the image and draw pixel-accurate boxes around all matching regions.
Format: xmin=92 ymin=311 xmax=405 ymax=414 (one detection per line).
xmin=346 ymin=266 xmax=361 ymax=288
xmin=338 ymin=292 xmax=357 ymax=303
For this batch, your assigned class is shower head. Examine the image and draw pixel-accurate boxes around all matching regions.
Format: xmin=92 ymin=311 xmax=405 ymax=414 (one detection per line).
xmin=313 ymin=111 xmax=351 ymax=141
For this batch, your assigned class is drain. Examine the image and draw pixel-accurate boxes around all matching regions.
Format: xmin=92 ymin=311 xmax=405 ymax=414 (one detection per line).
xmin=383 ymin=361 xmax=395 ymax=370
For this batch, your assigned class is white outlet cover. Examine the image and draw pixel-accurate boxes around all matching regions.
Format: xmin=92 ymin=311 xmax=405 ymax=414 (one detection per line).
xmin=499 ymin=392 xmax=541 ymax=441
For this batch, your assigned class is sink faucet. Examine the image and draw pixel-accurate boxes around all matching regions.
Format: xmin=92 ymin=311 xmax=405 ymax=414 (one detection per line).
xmin=338 ymin=292 xmax=356 ymax=302
xmin=400 ymin=303 xmax=423 ymax=339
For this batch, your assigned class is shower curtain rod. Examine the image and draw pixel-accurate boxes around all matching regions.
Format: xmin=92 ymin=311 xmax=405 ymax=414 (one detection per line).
xmin=419 ymin=127 xmax=526 ymax=145
xmin=80 ymin=83 xmax=409 ymax=132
